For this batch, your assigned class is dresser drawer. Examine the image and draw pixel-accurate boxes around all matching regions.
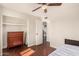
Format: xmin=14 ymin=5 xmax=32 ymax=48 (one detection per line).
xmin=7 ymin=32 xmax=24 ymax=48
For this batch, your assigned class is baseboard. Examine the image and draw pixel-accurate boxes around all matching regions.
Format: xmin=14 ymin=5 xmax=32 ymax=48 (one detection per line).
xmin=3 ymin=46 xmax=7 ymax=49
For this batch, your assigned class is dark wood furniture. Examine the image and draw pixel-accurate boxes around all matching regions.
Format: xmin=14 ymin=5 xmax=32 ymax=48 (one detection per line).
xmin=65 ymin=39 xmax=79 ymax=46
xmin=7 ymin=32 xmax=24 ymax=48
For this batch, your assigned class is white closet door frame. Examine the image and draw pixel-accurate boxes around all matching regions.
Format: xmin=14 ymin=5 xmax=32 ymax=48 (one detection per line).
xmin=0 ymin=15 xmax=3 ymax=56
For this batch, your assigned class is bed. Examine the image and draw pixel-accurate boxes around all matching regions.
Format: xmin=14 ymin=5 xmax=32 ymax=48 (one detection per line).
xmin=49 ymin=39 xmax=79 ymax=56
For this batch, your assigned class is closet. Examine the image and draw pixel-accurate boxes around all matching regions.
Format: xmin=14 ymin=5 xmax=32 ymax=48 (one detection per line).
xmin=2 ymin=15 xmax=26 ymax=48
xmin=2 ymin=14 xmax=43 ymax=48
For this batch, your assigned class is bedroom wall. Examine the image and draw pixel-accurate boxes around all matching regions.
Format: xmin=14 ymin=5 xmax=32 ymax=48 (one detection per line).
xmin=47 ymin=3 xmax=79 ymax=48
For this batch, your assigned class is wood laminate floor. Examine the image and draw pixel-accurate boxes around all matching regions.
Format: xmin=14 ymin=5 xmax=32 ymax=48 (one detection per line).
xmin=3 ymin=42 xmax=56 ymax=56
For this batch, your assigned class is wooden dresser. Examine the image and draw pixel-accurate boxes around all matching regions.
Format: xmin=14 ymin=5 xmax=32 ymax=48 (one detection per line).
xmin=7 ymin=32 xmax=24 ymax=48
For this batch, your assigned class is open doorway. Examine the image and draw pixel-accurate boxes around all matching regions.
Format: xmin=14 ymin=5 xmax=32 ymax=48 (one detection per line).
xmin=42 ymin=22 xmax=47 ymax=44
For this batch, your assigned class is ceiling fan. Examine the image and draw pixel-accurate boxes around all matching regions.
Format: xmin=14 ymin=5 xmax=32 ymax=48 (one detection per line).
xmin=32 ymin=3 xmax=62 ymax=13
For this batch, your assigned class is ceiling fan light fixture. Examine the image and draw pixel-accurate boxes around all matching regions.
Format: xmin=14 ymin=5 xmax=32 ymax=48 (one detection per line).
xmin=41 ymin=5 xmax=47 ymax=10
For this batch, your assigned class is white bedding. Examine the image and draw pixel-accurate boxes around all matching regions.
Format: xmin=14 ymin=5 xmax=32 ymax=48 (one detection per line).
xmin=49 ymin=44 xmax=79 ymax=56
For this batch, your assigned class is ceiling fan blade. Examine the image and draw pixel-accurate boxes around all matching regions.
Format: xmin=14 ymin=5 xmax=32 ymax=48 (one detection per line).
xmin=47 ymin=3 xmax=62 ymax=6
xmin=38 ymin=3 xmax=47 ymax=5
xmin=32 ymin=6 xmax=41 ymax=12
xmin=44 ymin=9 xmax=47 ymax=13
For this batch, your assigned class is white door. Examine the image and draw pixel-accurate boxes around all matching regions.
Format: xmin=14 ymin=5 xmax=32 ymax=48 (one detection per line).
xmin=36 ymin=19 xmax=43 ymax=45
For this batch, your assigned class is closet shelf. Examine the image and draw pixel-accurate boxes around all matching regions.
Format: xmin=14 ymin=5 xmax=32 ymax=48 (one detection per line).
xmin=3 ymin=23 xmax=25 ymax=26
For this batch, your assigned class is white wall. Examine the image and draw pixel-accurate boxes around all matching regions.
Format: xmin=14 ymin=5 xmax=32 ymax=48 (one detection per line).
xmin=0 ymin=5 xmax=3 ymax=55
xmin=47 ymin=3 xmax=79 ymax=48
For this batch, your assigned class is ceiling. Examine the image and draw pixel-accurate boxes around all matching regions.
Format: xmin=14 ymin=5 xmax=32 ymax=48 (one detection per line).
xmin=1 ymin=3 xmax=63 ymax=18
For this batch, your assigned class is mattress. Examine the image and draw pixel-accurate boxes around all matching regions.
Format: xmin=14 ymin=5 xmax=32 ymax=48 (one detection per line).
xmin=49 ymin=44 xmax=79 ymax=56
